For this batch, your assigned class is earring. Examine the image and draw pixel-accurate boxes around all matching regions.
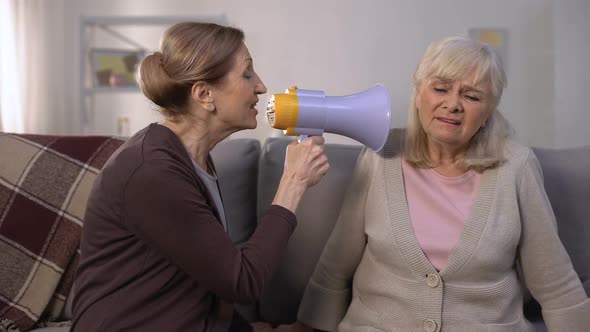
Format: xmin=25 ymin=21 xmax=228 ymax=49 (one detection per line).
xmin=481 ymin=121 xmax=487 ymax=128
xmin=207 ymin=103 xmax=215 ymax=111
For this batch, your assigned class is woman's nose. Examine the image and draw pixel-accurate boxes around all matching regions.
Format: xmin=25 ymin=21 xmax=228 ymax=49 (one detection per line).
xmin=443 ymin=93 xmax=462 ymax=112
xmin=256 ymin=78 xmax=267 ymax=95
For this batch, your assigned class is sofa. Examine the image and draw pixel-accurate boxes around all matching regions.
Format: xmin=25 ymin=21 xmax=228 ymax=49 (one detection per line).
xmin=0 ymin=132 xmax=588 ymax=332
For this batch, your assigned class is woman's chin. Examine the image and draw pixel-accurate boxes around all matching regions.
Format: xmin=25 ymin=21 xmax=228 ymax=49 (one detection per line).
xmin=239 ymin=121 xmax=257 ymax=131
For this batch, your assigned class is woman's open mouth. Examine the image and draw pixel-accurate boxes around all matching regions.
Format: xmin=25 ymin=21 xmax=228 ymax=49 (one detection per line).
xmin=436 ymin=117 xmax=461 ymax=126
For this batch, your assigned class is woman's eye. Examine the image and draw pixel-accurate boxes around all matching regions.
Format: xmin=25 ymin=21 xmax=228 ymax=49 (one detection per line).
xmin=433 ymin=87 xmax=447 ymax=93
xmin=465 ymin=95 xmax=480 ymax=102
xmin=243 ymin=70 xmax=254 ymax=79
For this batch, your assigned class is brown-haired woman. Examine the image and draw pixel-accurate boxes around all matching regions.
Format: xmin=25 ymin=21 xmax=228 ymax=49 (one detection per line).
xmin=72 ymin=22 xmax=329 ymax=332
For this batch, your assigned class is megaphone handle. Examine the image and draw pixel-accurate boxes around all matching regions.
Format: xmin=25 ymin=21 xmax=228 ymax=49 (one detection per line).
xmin=297 ymin=135 xmax=309 ymax=144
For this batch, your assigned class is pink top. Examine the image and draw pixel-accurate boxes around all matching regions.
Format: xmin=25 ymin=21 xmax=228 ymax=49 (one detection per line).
xmin=402 ymin=158 xmax=481 ymax=271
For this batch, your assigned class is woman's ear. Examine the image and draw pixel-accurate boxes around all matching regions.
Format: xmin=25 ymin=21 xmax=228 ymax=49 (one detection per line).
xmin=191 ymin=82 xmax=215 ymax=112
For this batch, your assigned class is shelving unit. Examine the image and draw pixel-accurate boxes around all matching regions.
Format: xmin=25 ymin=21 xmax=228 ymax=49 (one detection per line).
xmin=80 ymin=15 xmax=227 ymax=134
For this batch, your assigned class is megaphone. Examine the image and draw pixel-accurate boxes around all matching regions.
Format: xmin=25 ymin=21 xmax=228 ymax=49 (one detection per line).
xmin=265 ymin=84 xmax=391 ymax=151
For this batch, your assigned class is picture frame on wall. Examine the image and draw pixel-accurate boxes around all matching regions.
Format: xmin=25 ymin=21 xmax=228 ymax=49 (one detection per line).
xmin=468 ymin=28 xmax=509 ymax=73
xmin=90 ymin=48 xmax=145 ymax=88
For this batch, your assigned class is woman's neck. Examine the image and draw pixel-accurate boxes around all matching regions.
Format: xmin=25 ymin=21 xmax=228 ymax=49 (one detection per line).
xmin=160 ymin=115 xmax=224 ymax=170
xmin=428 ymin=142 xmax=469 ymax=177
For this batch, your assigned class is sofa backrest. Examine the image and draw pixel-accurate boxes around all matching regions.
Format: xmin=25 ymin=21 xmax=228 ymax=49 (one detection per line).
xmin=211 ymin=138 xmax=261 ymax=245
xmin=255 ymin=139 xmax=590 ymax=325
xmin=3 ymin=131 xmax=586 ymax=328
xmin=256 ymin=137 xmax=362 ymax=324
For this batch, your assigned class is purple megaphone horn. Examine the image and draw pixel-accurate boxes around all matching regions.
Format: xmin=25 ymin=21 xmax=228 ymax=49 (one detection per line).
xmin=266 ymin=84 xmax=392 ymax=152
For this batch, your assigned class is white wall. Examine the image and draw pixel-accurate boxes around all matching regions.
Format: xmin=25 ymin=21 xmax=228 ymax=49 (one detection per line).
xmin=554 ymin=0 xmax=590 ymax=148
xmin=59 ymin=0 xmax=577 ymax=148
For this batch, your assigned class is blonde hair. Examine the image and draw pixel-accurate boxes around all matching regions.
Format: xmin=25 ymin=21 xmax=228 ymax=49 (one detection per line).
xmin=403 ymin=36 xmax=512 ymax=172
xmin=138 ymin=22 xmax=244 ymax=116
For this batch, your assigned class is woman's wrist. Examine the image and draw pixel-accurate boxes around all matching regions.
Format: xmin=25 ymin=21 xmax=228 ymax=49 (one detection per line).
xmin=272 ymin=176 xmax=307 ymax=214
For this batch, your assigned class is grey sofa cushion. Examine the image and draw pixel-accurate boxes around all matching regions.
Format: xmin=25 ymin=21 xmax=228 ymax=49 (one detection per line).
xmin=211 ymin=138 xmax=261 ymax=245
xmin=211 ymin=138 xmax=261 ymax=322
xmin=256 ymin=137 xmax=362 ymax=324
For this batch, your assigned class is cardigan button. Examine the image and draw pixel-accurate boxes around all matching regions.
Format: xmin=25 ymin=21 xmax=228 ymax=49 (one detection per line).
xmin=423 ymin=318 xmax=438 ymax=332
xmin=426 ymin=273 xmax=440 ymax=288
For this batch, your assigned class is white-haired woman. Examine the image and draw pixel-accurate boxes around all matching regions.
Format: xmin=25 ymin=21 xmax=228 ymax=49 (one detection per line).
xmin=291 ymin=36 xmax=589 ymax=331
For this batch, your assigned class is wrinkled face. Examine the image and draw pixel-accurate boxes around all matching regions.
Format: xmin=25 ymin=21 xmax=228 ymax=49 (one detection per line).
xmin=211 ymin=43 xmax=267 ymax=131
xmin=416 ymin=71 xmax=493 ymax=151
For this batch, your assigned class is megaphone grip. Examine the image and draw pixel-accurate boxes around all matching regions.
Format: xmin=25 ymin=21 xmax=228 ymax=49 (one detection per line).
xmin=297 ymin=135 xmax=309 ymax=144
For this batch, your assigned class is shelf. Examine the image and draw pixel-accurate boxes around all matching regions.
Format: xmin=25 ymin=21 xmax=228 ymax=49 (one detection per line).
xmin=83 ymin=86 xmax=141 ymax=94
xmin=81 ymin=15 xmax=226 ymax=26
xmin=80 ymin=15 xmax=228 ymax=134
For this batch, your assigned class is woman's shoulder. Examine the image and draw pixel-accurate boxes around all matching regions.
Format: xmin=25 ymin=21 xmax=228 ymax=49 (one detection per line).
xmin=103 ymin=124 xmax=193 ymax=176
xmin=500 ymin=140 xmax=539 ymax=174
xmin=387 ymin=128 xmax=405 ymax=146
xmin=350 ymin=128 xmax=404 ymax=179
xmin=143 ymin=123 xmax=186 ymax=155
xmin=503 ymin=140 xmax=534 ymax=161
xmin=123 ymin=123 xmax=194 ymax=169
xmin=380 ymin=128 xmax=405 ymax=157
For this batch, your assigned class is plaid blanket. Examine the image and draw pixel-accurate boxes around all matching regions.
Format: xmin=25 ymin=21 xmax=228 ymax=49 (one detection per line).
xmin=0 ymin=133 xmax=124 ymax=331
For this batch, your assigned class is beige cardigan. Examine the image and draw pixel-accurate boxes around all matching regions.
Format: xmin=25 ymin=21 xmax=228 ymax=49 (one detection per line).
xmin=298 ymin=130 xmax=590 ymax=332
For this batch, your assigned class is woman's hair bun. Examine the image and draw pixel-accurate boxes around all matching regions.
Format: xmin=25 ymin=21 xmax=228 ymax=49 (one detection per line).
xmin=138 ymin=51 xmax=189 ymax=114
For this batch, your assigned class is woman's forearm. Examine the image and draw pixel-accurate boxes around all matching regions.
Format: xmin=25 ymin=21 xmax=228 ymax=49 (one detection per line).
xmin=272 ymin=175 xmax=307 ymax=214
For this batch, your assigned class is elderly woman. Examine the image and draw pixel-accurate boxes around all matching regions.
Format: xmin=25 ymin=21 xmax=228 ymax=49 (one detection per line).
xmin=293 ymin=36 xmax=589 ymax=331
xmin=72 ymin=22 xmax=329 ymax=332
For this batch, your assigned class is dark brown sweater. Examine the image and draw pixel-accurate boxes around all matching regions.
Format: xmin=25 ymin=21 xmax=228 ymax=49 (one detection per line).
xmin=72 ymin=124 xmax=296 ymax=331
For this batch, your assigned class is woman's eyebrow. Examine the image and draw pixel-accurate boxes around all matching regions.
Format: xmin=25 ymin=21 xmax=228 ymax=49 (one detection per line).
xmin=461 ymin=84 xmax=484 ymax=94
xmin=243 ymin=57 xmax=253 ymax=69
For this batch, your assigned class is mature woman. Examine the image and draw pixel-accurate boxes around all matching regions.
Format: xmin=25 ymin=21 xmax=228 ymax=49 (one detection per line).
xmin=71 ymin=22 xmax=329 ymax=332
xmin=293 ymin=36 xmax=590 ymax=331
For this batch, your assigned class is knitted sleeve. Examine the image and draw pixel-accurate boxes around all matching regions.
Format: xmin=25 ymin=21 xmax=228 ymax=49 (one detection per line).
xmin=517 ymin=149 xmax=590 ymax=331
xmin=123 ymin=158 xmax=296 ymax=304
